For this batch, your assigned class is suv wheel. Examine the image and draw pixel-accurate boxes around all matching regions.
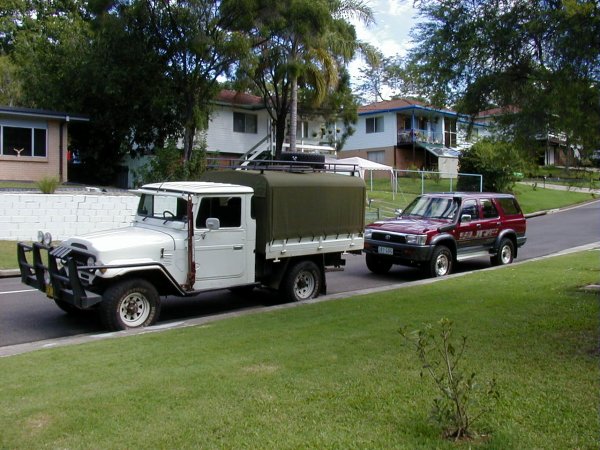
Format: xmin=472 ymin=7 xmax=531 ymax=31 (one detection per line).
xmin=366 ymin=253 xmax=393 ymax=274
xmin=100 ymin=279 xmax=161 ymax=330
xmin=491 ymin=238 xmax=514 ymax=266
xmin=428 ymin=245 xmax=453 ymax=277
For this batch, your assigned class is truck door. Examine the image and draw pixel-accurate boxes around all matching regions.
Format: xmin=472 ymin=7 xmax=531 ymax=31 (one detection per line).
xmin=194 ymin=196 xmax=247 ymax=289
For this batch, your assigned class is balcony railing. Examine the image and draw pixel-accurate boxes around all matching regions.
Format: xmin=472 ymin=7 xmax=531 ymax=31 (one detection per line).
xmin=397 ymin=129 xmax=443 ymax=145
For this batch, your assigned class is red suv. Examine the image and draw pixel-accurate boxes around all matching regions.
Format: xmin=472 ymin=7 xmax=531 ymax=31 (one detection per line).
xmin=364 ymin=193 xmax=527 ymax=277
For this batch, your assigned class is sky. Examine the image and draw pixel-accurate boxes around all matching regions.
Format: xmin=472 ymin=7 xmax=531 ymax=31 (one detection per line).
xmin=348 ymin=0 xmax=419 ymax=98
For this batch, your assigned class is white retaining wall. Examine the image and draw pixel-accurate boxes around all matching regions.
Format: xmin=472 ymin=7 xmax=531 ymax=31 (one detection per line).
xmin=1 ymin=193 xmax=139 ymax=241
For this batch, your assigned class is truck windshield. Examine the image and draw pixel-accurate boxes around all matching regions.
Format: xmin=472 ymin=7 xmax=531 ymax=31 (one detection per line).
xmin=402 ymin=196 xmax=458 ymax=220
xmin=137 ymin=194 xmax=188 ymax=221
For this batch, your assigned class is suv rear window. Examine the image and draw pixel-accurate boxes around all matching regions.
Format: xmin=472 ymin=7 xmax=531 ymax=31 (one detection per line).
xmin=496 ymin=197 xmax=521 ymax=215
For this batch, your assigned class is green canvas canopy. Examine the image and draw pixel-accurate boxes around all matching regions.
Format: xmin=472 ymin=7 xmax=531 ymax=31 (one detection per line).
xmin=201 ymin=170 xmax=366 ymax=253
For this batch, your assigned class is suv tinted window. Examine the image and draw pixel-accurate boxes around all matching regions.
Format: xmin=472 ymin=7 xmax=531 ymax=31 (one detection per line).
xmin=481 ymin=199 xmax=499 ymax=219
xmin=496 ymin=197 xmax=521 ymax=215
xmin=461 ymin=199 xmax=479 ymax=219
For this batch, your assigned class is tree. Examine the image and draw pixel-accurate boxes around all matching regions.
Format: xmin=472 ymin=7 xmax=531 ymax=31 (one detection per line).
xmin=408 ymin=0 xmax=600 ymax=155
xmin=354 ymin=45 xmax=386 ymax=103
xmin=11 ymin=0 xmax=179 ymax=183
xmin=0 ymin=55 xmax=21 ymax=105
xmin=457 ymin=139 xmax=527 ymax=193
xmin=234 ymin=0 xmax=373 ymax=158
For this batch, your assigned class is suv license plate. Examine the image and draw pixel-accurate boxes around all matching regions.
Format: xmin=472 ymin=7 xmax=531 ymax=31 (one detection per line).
xmin=378 ymin=246 xmax=393 ymax=256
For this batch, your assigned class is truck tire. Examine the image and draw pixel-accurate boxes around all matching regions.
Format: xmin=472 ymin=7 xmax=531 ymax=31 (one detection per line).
xmin=428 ymin=245 xmax=453 ymax=277
xmin=281 ymin=260 xmax=322 ymax=302
xmin=99 ymin=279 xmax=161 ymax=330
xmin=365 ymin=253 xmax=393 ymax=274
xmin=491 ymin=238 xmax=514 ymax=266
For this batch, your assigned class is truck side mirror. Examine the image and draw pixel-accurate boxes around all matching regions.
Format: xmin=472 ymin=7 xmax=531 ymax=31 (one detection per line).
xmin=206 ymin=218 xmax=220 ymax=230
xmin=460 ymin=214 xmax=471 ymax=223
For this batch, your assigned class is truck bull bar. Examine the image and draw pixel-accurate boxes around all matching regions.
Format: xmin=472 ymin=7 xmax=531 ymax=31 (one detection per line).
xmin=17 ymin=242 xmax=102 ymax=308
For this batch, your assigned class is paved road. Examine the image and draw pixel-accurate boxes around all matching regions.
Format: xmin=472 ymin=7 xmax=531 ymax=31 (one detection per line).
xmin=1 ymin=200 xmax=599 ymax=349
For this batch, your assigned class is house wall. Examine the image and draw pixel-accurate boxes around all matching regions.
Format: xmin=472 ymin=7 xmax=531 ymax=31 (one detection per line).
xmin=342 ymin=114 xmax=397 ymax=151
xmin=0 ymin=118 xmax=67 ymax=183
xmin=205 ymin=105 xmax=270 ymax=156
xmin=1 ymin=192 xmax=138 ymax=241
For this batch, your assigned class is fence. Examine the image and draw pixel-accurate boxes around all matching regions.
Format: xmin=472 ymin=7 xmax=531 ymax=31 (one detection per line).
xmin=364 ymin=169 xmax=483 ymax=222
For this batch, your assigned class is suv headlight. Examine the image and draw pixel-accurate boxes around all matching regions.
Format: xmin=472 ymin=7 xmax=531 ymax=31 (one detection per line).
xmin=364 ymin=229 xmax=373 ymax=239
xmin=405 ymin=234 xmax=427 ymax=245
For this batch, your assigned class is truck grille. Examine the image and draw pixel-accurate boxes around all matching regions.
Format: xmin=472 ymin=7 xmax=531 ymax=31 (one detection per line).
xmin=371 ymin=232 xmax=407 ymax=244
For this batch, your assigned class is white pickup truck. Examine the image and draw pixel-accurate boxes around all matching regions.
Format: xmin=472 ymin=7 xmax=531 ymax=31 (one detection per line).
xmin=18 ymin=168 xmax=365 ymax=330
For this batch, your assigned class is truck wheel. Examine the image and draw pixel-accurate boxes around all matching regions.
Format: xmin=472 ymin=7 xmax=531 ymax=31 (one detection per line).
xmin=99 ymin=279 xmax=161 ymax=330
xmin=365 ymin=253 xmax=392 ymax=274
xmin=491 ymin=238 xmax=514 ymax=266
xmin=281 ymin=260 xmax=322 ymax=302
xmin=428 ymin=245 xmax=453 ymax=277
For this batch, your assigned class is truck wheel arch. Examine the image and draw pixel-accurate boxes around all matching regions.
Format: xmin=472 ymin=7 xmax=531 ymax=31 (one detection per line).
xmin=99 ymin=278 xmax=161 ymax=330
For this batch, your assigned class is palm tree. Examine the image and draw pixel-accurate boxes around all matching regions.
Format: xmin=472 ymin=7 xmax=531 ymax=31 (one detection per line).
xmin=241 ymin=0 xmax=374 ymax=158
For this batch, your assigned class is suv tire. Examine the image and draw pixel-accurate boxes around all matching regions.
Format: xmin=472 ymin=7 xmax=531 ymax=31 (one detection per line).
xmin=428 ymin=245 xmax=453 ymax=277
xmin=366 ymin=253 xmax=393 ymax=274
xmin=100 ymin=279 xmax=161 ymax=330
xmin=491 ymin=237 xmax=514 ymax=266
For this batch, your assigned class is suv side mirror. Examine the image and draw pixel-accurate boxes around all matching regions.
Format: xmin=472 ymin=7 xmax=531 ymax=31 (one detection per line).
xmin=206 ymin=218 xmax=220 ymax=230
xmin=460 ymin=214 xmax=472 ymax=223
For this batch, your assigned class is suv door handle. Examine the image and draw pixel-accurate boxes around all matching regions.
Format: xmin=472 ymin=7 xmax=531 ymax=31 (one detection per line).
xmin=233 ymin=245 xmax=244 ymax=250
xmin=476 ymin=223 xmax=482 ymax=228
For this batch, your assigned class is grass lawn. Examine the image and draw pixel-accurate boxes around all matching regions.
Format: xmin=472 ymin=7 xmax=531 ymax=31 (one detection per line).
xmin=0 ymin=251 xmax=598 ymax=449
xmin=365 ymin=177 xmax=596 ymax=220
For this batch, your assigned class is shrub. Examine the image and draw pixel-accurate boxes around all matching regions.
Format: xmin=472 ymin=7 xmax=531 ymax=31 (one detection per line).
xmin=399 ymin=318 xmax=499 ymax=441
xmin=36 ymin=176 xmax=60 ymax=194
xmin=134 ymin=140 xmax=207 ymax=186
xmin=457 ymin=139 xmax=526 ymax=192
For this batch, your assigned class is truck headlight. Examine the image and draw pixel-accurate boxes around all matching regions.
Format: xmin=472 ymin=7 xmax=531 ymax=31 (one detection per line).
xmin=405 ymin=234 xmax=427 ymax=245
xmin=364 ymin=229 xmax=373 ymax=239
xmin=38 ymin=231 xmax=52 ymax=246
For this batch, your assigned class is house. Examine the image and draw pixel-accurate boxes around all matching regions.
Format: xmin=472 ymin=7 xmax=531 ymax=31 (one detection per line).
xmin=0 ymin=106 xmax=88 ymax=183
xmin=476 ymin=107 xmax=576 ymax=166
xmin=203 ymin=90 xmax=337 ymax=161
xmin=123 ymin=90 xmax=338 ymax=187
xmin=339 ymin=99 xmax=490 ymax=177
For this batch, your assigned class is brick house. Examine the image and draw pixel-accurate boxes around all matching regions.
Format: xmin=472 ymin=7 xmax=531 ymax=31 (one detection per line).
xmin=0 ymin=106 xmax=88 ymax=183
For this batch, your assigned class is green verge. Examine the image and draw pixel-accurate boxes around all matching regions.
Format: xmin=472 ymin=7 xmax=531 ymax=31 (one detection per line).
xmin=365 ymin=177 xmax=596 ymax=220
xmin=0 ymin=251 xmax=598 ymax=449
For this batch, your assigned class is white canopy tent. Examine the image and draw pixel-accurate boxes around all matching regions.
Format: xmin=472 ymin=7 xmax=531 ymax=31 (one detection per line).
xmin=326 ymin=156 xmax=396 ymax=197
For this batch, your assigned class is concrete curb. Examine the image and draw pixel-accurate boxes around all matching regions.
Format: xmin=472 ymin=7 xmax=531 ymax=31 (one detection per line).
xmin=1 ymin=241 xmax=599 ymax=359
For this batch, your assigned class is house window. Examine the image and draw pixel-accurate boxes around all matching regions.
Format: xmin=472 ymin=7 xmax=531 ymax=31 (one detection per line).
xmin=233 ymin=112 xmax=257 ymax=134
xmin=297 ymin=121 xmax=309 ymax=139
xmin=444 ymin=119 xmax=457 ymax=148
xmin=366 ymin=116 xmax=384 ymax=133
xmin=367 ymin=151 xmax=385 ymax=164
xmin=1 ymin=126 xmax=47 ymax=157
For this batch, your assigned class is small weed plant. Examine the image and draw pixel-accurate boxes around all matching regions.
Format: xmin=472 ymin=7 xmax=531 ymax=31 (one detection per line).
xmin=36 ymin=176 xmax=60 ymax=194
xmin=399 ymin=318 xmax=499 ymax=441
